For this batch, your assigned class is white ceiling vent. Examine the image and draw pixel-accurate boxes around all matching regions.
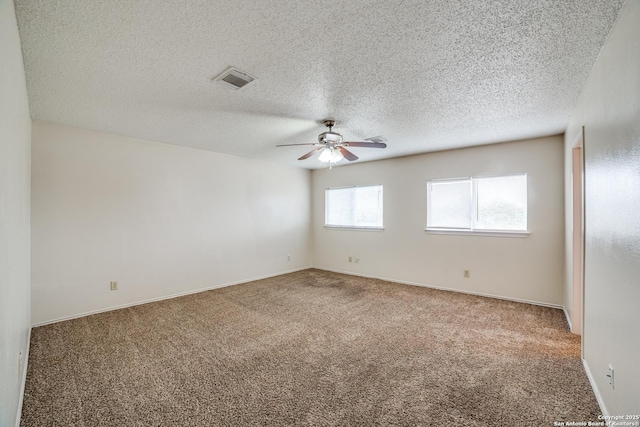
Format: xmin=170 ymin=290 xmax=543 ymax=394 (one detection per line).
xmin=213 ymin=67 xmax=256 ymax=90
xmin=365 ymin=136 xmax=388 ymax=143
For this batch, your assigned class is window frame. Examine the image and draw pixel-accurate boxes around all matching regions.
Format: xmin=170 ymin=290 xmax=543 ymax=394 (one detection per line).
xmin=324 ymin=184 xmax=384 ymax=231
xmin=425 ymin=174 xmax=529 ymax=237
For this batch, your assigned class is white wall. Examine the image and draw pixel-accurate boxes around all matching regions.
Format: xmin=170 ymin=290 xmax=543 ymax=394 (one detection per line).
xmin=564 ymin=0 xmax=640 ymax=415
xmin=0 ymin=0 xmax=32 ymax=426
xmin=31 ymin=122 xmax=311 ymax=325
xmin=312 ymin=136 xmax=565 ymax=306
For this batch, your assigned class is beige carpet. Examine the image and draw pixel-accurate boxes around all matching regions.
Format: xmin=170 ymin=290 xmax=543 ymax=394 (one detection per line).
xmin=21 ymin=269 xmax=600 ymax=426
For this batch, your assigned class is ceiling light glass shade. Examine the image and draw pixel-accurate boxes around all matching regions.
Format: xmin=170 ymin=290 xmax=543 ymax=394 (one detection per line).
xmin=331 ymin=148 xmax=344 ymax=163
xmin=318 ymin=148 xmax=332 ymax=162
xmin=319 ymin=147 xmax=344 ymax=163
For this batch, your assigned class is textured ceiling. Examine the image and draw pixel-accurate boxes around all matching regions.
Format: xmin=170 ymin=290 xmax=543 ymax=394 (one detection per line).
xmin=15 ymin=0 xmax=624 ymax=169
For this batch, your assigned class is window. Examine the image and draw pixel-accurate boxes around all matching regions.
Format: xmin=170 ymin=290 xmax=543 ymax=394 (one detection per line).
xmin=426 ymin=174 xmax=527 ymax=234
xmin=325 ymin=185 xmax=383 ymax=229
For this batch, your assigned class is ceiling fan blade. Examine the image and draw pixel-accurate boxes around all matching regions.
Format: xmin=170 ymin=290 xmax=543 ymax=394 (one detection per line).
xmin=276 ymin=143 xmax=322 ymax=147
xmin=338 ymin=146 xmax=359 ymax=161
xmin=298 ymin=147 xmax=324 ymax=160
xmin=343 ymin=141 xmax=387 ymax=148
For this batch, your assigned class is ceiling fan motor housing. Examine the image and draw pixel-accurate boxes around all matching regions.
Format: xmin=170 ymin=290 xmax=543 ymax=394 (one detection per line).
xmin=318 ymin=131 xmax=343 ymax=144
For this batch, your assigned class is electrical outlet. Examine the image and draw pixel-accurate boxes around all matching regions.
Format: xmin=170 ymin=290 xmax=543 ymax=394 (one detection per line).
xmin=607 ymin=364 xmax=614 ymax=389
xmin=355 ymin=257 xmax=359 ymax=264
xmin=287 ymin=255 xmax=291 ymax=261
xmin=464 ymin=270 xmax=470 ymax=278
xmin=110 ymin=281 xmax=118 ymax=291
xmin=349 ymin=256 xmax=352 ymax=263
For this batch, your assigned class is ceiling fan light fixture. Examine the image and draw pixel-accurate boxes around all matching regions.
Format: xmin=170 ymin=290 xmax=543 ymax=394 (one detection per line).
xmin=331 ymin=149 xmax=344 ymax=163
xmin=318 ymin=149 xmax=331 ymax=162
xmin=318 ymin=147 xmax=343 ymax=163
xmin=276 ymin=118 xmax=387 ymax=165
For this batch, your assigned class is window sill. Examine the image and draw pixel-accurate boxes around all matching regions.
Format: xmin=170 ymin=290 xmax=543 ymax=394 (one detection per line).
xmin=425 ymin=229 xmax=529 ymax=238
xmin=324 ymin=226 xmax=384 ymax=231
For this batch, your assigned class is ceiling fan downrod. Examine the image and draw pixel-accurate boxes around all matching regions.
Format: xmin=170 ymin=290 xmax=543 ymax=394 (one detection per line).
xmin=322 ymin=119 xmax=335 ymax=132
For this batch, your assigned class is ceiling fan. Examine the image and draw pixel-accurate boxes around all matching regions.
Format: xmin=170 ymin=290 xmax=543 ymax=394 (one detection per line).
xmin=276 ymin=120 xmax=387 ymax=167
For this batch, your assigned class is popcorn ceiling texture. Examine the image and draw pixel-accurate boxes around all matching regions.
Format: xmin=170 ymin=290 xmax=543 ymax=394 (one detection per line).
xmin=15 ymin=0 xmax=624 ymax=168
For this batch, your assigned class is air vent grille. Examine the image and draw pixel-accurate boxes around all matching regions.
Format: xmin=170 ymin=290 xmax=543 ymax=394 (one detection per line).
xmin=213 ymin=67 xmax=256 ymax=90
xmin=365 ymin=136 xmax=388 ymax=143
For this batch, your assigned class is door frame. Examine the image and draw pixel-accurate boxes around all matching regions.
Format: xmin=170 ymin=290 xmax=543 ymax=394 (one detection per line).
xmin=571 ymin=127 xmax=585 ymax=340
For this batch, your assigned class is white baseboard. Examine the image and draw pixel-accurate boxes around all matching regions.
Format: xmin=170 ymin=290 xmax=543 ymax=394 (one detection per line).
xmin=582 ymin=358 xmax=608 ymax=417
xmin=32 ymin=266 xmax=312 ymax=327
xmin=315 ymin=267 xmax=563 ymax=310
xmin=15 ymin=327 xmax=31 ymax=427
xmin=563 ymin=306 xmax=574 ymax=332
xmin=33 ymin=266 xmax=563 ymax=326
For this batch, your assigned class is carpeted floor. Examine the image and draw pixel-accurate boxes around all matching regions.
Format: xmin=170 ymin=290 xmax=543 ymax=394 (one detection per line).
xmin=21 ymin=269 xmax=600 ymax=426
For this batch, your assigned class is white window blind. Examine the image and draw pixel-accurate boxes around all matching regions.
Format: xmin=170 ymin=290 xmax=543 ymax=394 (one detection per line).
xmin=427 ymin=174 xmax=527 ymax=233
xmin=325 ymin=185 xmax=383 ymax=229
xmin=427 ymin=179 xmax=472 ymax=229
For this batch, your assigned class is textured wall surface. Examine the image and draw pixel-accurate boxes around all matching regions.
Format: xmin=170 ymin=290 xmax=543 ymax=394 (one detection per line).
xmin=564 ymin=0 xmax=640 ymax=415
xmin=31 ymin=122 xmax=311 ymax=325
xmin=312 ymin=136 xmax=565 ymax=307
xmin=0 ymin=1 xmax=32 ymax=426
